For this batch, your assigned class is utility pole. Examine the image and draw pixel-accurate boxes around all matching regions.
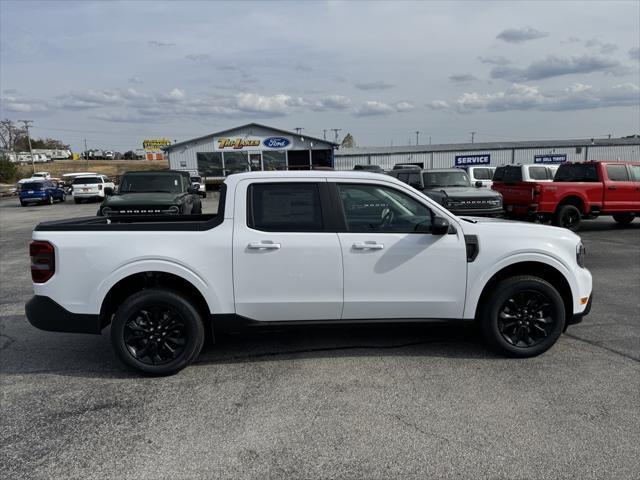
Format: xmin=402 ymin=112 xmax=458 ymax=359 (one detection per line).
xmin=470 ymin=131 xmax=477 ymax=143
xmin=323 ymin=129 xmax=327 ymax=141
xmin=84 ymin=139 xmax=89 ymax=170
xmin=331 ymin=128 xmax=341 ymax=143
xmin=19 ymin=120 xmax=35 ymax=174
xmin=415 ymin=131 xmax=420 ymax=145
xmin=429 ymin=136 xmax=432 ymax=145
xmin=294 ymin=127 xmax=304 ymax=135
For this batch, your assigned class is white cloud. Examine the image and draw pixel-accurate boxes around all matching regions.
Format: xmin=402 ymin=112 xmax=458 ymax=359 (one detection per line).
xmin=157 ymin=88 xmax=186 ymax=103
xmin=0 ymin=92 xmax=49 ymax=112
xmin=630 ymin=47 xmax=640 ymax=61
xmin=128 ymin=76 xmax=143 ymax=84
xmin=478 ymin=56 xmax=511 ymax=66
xmin=353 ymin=100 xmax=413 ymax=116
xmin=354 ymin=81 xmax=395 ymax=90
xmin=584 ymin=38 xmax=618 ymax=54
xmin=429 ymin=82 xmax=640 ymax=113
xmin=312 ymin=95 xmax=351 ymax=111
xmin=394 ymin=101 xmax=415 ymax=112
xmin=491 ymin=55 xmax=627 ymax=82
xmin=234 ymin=93 xmax=299 ymax=116
xmin=58 ymin=89 xmax=122 ymax=109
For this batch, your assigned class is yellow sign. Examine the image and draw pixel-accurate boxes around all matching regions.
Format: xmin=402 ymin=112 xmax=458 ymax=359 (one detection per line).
xmin=143 ymin=138 xmax=172 ymax=151
xmin=216 ymin=138 xmax=261 ymax=150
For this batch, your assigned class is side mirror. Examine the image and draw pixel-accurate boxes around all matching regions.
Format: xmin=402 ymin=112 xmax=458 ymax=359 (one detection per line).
xmin=475 ymin=181 xmax=483 ymax=188
xmin=431 ymin=217 xmax=450 ymax=235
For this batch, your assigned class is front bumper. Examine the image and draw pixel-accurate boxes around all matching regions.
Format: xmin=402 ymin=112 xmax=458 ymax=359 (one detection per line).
xmin=567 ymin=293 xmax=592 ymax=328
xmin=25 ymin=295 xmax=102 ymax=334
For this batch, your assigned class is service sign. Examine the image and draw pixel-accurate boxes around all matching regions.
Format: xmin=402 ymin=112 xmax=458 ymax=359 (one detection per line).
xmin=143 ymin=138 xmax=172 ymax=151
xmin=454 ymin=154 xmax=491 ymax=166
xmin=214 ymin=136 xmax=293 ymax=151
xmin=534 ymin=154 xmax=567 ymax=164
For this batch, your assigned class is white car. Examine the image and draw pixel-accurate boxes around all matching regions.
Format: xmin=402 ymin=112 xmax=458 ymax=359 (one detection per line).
xmin=461 ymin=166 xmax=496 ymax=188
xmin=32 ymin=171 xmax=51 ymax=180
xmin=71 ymin=174 xmax=115 ymax=203
xmin=494 ymin=164 xmax=560 ymax=183
xmin=190 ymin=175 xmax=207 ymax=198
xmin=26 ymin=171 xmax=592 ymax=375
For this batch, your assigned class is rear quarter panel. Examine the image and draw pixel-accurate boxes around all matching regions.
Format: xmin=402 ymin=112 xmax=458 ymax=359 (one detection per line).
xmin=537 ymin=183 xmax=603 ymax=213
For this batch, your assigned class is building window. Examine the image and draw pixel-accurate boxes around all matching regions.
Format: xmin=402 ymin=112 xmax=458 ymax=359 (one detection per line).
xmin=223 ymin=151 xmax=249 ymax=175
xmin=263 ymin=150 xmax=287 ymax=170
xmin=197 ymin=152 xmax=223 ymax=177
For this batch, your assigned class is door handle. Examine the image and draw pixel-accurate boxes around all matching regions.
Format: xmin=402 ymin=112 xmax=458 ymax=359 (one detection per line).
xmin=608 ymin=185 xmax=617 ymax=190
xmin=353 ymin=242 xmax=384 ymax=250
xmin=248 ymin=241 xmax=281 ymax=250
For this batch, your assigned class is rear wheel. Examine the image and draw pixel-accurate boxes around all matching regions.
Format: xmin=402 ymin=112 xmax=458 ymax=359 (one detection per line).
xmin=110 ymin=289 xmax=205 ymax=375
xmin=613 ymin=214 xmax=634 ymax=225
xmin=60 ymin=193 xmax=67 ymax=202
xmin=553 ymin=204 xmax=581 ymax=231
xmin=20 ymin=201 xmax=27 ymax=207
xmin=74 ymin=198 xmax=81 ymax=204
xmin=480 ymin=276 xmax=565 ymax=357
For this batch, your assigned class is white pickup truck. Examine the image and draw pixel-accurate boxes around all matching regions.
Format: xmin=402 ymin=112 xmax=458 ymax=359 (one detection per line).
xmin=26 ymin=171 xmax=592 ymax=375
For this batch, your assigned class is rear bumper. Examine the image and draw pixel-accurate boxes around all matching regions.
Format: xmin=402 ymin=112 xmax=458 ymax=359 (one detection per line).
xmin=25 ymin=295 xmax=102 ymax=334
xmin=20 ymin=196 xmax=46 ymax=203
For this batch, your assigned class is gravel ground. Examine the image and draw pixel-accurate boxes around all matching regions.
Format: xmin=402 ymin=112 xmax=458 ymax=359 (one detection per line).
xmin=1 ymin=193 xmax=639 ymax=480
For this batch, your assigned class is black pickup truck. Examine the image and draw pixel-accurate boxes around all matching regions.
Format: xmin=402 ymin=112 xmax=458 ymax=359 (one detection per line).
xmin=389 ymin=167 xmax=504 ymax=216
xmin=98 ymin=170 xmax=202 ymax=216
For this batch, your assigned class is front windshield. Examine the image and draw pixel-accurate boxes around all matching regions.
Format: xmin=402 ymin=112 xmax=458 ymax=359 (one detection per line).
xmin=119 ymin=174 xmax=183 ymax=193
xmin=423 ymin=171 xmax=470 ymax=188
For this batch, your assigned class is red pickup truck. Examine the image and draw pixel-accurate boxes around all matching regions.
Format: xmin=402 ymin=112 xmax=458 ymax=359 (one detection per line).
xmin=493 ymin=161 xmax=640 ymax=231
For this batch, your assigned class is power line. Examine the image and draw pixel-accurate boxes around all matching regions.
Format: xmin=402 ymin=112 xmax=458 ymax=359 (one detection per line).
xmin=331 ymin=128 xmax=341 ymax=143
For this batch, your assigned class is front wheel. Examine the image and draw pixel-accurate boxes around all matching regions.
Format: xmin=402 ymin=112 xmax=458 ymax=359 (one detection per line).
xmin=552 ymin=204 xmax=581 ymax=231
xmin=110 ymin=289 xmax=205 ymax=375
xmin=46 ymin=194 xmax=54 ymax=205
xmin=612 ymin=214 xmax=634 ymax=225
xmin=74 ymin=198 xmax=81 ymax=204
xmin=480 ymin=276 xmax=565 ymax=357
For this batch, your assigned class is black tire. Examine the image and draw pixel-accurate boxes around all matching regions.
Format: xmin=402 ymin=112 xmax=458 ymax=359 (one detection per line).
xmin=60 ymin=193 xmax=66 ymax=202
xmin=552 ymin=204 xmax=582 ymax=231
xmin=110 ymin=289 xmax=205 ymax=375
xmin=74 ymin=198 xmax=81 ymax=204
xmin=612 ymin=214 xmax=634 ymax=225
xmin=193 ymin=202 xmax=202 ymax=214
xmin=20 ymin=201 xmax=27 ymax=207
xmin=46 ymin=194 xmax=54 ymax=205
xmin=480 ymin=275 xmax=565 ymax=358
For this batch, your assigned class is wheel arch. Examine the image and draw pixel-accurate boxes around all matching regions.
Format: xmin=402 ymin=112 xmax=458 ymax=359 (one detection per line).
xmin=556 ymin=194 xmax=587 ymax=214
xmin=98 ymin=271 xmax=211 ymax=332
xmin=473 ymin=261 xmax=573 ymax=324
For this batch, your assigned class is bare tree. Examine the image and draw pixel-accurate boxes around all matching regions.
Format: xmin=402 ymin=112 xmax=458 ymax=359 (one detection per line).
xmin=341 ymin=133 xmax=356 ymax=148
xmin=0 ymin=119 xmax=25 ymax=150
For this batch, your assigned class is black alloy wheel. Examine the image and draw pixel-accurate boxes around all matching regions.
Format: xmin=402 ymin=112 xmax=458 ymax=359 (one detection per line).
xmin=123 ymin=305 xmax=187 ymax=365
xmin=553 ymin=204 xmax=581 ymax=231
xmin=480 ymin=275 xmax=565 ymax=357
xmin=497 ymin=290 xmax=554 ymax=348
xmin=111 ymin=289 xmax=205 ymax=375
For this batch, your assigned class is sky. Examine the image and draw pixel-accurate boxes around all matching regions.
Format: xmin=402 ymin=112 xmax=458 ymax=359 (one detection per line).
xmin=1 ymin=0 xmax=639 ymax=152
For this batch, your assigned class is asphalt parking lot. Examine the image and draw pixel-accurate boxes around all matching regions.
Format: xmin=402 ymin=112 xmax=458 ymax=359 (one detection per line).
xmin=1 ymin=194 xmax=639 ymax=479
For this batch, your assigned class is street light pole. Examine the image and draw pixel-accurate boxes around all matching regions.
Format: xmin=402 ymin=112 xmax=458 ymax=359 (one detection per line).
xmin=84 ymin=139 xmax=89 ymax=171
xmin=19 ymin=120 xmax=35 ymax=174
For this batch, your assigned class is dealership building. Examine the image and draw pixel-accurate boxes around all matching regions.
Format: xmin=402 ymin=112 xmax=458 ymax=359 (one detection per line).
xmin=164 ymin=123 xmax=337 ymax=181
xmin=334 ymin=137 xmax=640 ymax=170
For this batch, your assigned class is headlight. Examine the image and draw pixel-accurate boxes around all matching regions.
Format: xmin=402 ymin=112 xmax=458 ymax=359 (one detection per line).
xmin=167 ymin=206 xmax=180 ymax=214
xmin=576 ymin=241 xmax=586 ymax=268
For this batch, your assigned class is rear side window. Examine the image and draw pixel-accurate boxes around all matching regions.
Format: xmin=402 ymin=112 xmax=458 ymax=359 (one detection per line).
xmin=73 ymin=177 xmax=101 ymax=184
xmin=529 ymin=167 xmax=548 ymax=180
xmin=248 ymin=183 xmax=323 ymax=232
xmin=605 ymin=164 xmax=629 ymax=181
xmin=555 ymin=164 xmax=599 ymax=182
xmin=473 ymin=168 xmax=493 ymax=180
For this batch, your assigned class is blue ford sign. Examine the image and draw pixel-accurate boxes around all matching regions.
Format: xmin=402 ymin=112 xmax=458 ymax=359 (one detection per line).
xmin=534 ymin=154 xmax=567 ymax=164
xmin=262 ymin=137 xmax=291 ymax=149
xmin=454 ymin=154 xmax=491 ymax=166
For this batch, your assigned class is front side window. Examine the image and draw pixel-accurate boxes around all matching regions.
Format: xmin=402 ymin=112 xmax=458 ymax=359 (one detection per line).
xmin=473 ymin=168 xmax=493 ymax=180
xmin=606 ymin=164 xmax=629 ymax=181
xmin=423 ymin=171 xmax=470 ymax=188
xmin=248 ymin=183 xmax=323 ymax=232
xmin=338 ymin=183 xmax=432 ymax=233
xmin=629 ymin=165 xmax=640 ymax=181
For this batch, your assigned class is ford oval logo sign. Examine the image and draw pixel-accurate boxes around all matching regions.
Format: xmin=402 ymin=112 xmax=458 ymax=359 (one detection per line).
xmin=263 ymin=137 xmax=291 ymax=149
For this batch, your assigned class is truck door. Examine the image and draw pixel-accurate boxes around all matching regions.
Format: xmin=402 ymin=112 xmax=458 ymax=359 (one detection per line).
xmin=629 ymin=164 xmax=640 ymax=211
xmin=332 ymin=180 xmax=467 ymax=320
xmin=232 ymin=179 xmax=343 ymax=321
xmin=603 ymin=163 xmax=635 ymax=212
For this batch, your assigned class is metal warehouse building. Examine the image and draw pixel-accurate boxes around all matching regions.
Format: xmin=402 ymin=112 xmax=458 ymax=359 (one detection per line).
xmin=164 ymin=123 xmax=337 ymax=182
xmin=335 ymin=138 xmax=640 ymax=170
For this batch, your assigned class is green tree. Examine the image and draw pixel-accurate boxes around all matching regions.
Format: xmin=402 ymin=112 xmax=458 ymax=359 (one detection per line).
xmin=0 ymin=155 xmax=18 ymax=183
xmin=341 ymin=133 xmax=356 ymax=148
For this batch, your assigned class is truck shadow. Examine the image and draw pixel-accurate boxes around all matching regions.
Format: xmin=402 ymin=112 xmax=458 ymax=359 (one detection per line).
xmin=1 ymin=319 xmax=503 ymax=380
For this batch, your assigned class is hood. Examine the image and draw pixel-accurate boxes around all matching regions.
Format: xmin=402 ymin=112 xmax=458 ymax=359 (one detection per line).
xmin=103 ymin=192 xmax=182 ymax=206
xmin=424 ymin=186 xmax=501 ymax=199
xmin=459 ymin=215 xmax=580 ymax=239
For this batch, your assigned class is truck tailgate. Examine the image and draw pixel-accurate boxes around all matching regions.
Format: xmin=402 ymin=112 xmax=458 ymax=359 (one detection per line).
xmin=492 ymin=183 xmax=536 ymax=212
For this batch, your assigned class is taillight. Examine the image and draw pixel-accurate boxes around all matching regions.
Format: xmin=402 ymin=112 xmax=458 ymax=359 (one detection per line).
xmin=532 ymin=185 xmax=541 ymax=198
xmin=98 ymin=184 xmax=103 ymax=190
xmin=30 ymin=241 xmax=55 ymax=283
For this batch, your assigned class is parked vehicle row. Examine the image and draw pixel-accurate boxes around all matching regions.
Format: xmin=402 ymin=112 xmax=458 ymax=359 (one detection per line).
xmin=492 ymin=161 xmax=640 ymax=231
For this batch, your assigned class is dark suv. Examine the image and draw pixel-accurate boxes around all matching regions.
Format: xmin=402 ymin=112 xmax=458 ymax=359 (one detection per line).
xmin=98 ymin=170 xmax=202 ymax=216
xmin=389 ymin=167 xmax=503 ymax=216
